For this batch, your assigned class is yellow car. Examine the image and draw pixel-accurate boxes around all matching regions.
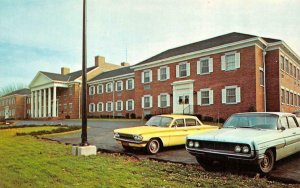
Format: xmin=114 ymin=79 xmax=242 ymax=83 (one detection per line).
xmin=113 ymin=114 xmax=218 ymax=154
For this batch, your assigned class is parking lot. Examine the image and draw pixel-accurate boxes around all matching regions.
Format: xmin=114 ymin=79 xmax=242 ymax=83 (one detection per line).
xmin=17 ymin=119 xmax=300 ymax=184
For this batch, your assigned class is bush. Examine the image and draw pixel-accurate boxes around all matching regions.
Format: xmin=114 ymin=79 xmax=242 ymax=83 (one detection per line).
xmin=65 ymin=115 xmax=70 ymax=119
xmin=144 ymin=114 xmax=153 ymax=121
xmin=216 ymin=118 xmax=226 ymax=123
xmin=130 ymin=113 xmax=136 ymax=119
xmin=193 ymin=114 xmax=202 ymax=120
xmin=125 ymin=113 xmax=130 ymax=119
xmin=202 ymin=116 xmax=214 ymax=122
xmin=248 ymin=106 xmax=257 ymax=112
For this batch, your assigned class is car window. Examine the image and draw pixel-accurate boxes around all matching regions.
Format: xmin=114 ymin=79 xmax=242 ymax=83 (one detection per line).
xmin=174 ymin=119 xmax=185 ymax=127
xmin=280 ymin=117 xmax=289 ymax=129
xmin=186 ymin=119 xmax=197 ymax=126
xmin=287 ymin=116 xmax=298 ymax=128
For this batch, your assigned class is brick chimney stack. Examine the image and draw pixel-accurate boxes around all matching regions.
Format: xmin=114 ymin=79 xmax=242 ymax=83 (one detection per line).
xmin=95 ymin=56 xmax=105 ymax=67
xmin=61 ymin=67 xmax=70 ymax=75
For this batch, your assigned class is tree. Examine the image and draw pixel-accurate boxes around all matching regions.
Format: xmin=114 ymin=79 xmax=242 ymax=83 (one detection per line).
xmin=0 ymin=83 xmax=28 ymax=97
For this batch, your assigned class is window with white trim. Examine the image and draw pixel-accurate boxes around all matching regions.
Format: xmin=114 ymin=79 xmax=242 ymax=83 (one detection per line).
xmin=290 ymin=92 xmax=294 ymax=105
xmin=158 ymin=66 xmax=169 ymax=81
xmin=142 ymin=95 xmax=152 ymax=109
xmin=69 ymin=103 xmax=72 ymax=113
xmin=89 ymin=103 xmax=95 ymax=112
xmin=294 ymin=93 xmax=297 ymax=106
xmin=222 ymin=86 xmax=241 ymax=104
xmin=126 ymin=79 xmax=134 ymax=90
xmin=115 ymin=81 xmax=123 ymax=91
xmin=116 ymin=101 xmax=123 ymax=111
xmin=106 ymin=102 xmax=113 ymax=112
xmin=142 ymin=70 xmax=152 ymax=83
xmin=285 ymin=59 xmax=289 ymax=73
xmin=97 ymin=84 xmax=103 ymax=94
xmin=176 ymin=62 xmax=190 ymax=78
xmin=158 ymin=93 xmax=170 ymax=108
xmin=259 ymin=68 xmax=264 ymax=86
xmin=97 ymin=102 xmax=103 ymax=112
xmin=221 ymin=52 xmax=240 ymax=71
xmin=286 ymin=90 xmax=289 ymax=105
xmin=89 ymin=86 xmax=95 ymax=95
xmin=294 ymin=66 xmax=297 ymax=78
xmin=197 ymin=88 xmax=213 ymax=105
xmin=289 ymin=63 xmax=293 ymax=75
xmin=280 ymin=55 xmax=284 ymax=70
xmin=281 ymin=89 xmax=285 ymax=104
xmin=126 ymin=99 xmax=134 ymax=111
xmin=197 ymin=58 xmax=213 ymax=74
xmin=106 ymin=82 xmax=113 ymax=93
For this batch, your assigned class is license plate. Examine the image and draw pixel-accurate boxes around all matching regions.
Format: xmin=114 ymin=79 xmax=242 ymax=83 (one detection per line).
xmin=122 ymin=142 xmax=129 ymax=146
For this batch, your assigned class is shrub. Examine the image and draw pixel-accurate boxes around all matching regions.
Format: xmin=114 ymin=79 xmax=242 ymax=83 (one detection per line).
xmin=202 ymin=116 xmax=214 ymax=122
xmin=248 ymin=106 xmax=257 ymax=112
xmin=144 ymin=114 xmax=153 ymax=121
xmin=193 ymin=114 xmax=202 ymax=120
xmin=216 ymin=118 xmax=226 ymax=123
xmin=130 ymin=113 xmax=136 ymax=119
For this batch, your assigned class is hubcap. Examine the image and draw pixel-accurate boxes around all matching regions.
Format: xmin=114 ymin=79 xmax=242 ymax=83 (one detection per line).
xmin=149 ymin=140 xmax=159 ymax=153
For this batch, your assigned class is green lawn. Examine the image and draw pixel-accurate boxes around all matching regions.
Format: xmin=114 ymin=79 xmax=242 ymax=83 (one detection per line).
xmin=0 ymin=127 xmax=295 ymax=188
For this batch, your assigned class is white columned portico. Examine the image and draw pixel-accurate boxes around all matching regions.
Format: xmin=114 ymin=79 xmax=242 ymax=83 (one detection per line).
xmin=48 ymin=88 xmax=52 ymax=117
xmin=38 ymin=90 xmax=42 ymax=117
xmin=31 ymin=91 xmax=34 ymax=118
xmin=43 ymin=89 xmax=47 ymax=117
xmin=34 ymin=91 xmax=38 ymax=118
xmin=52 ymin=86 xmax=57 ymax=117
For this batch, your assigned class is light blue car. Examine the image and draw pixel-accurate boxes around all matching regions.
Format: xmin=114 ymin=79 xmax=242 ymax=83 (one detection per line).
xmin=186 ymin=112 xmax=300 ymax=174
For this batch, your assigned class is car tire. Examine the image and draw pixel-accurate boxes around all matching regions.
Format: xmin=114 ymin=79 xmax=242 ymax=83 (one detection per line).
xmin=258 ymin=149 xmax=275 ymax=174
xmin=146 ymin=139 xmax=161 ymax=154
xmin=196 ymin=156 xmax=215 ymax=171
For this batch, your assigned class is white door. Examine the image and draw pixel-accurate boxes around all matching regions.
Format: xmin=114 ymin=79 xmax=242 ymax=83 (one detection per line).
xmin=4 ymin=106 xmax=9 ymax=119
xmin=172 ymin=80 xmax=194 ymax=114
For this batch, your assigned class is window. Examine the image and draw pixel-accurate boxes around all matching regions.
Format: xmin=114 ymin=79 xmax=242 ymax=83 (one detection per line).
xmin=158 ymin=67 xmax=169 ymax=81
xmin=106 ymin=102 xmax=113 ymax=112
xmin=158 ymin=94 xmax=170 ymax=108
xmin=198 ymin=89 xmax=213 ymax=105
xmin=221 ymin=52 xmax=240 ymax=71
xmin=63 ymin=104 xmax=67 ymax=113
xmin=176 ymin=62 xmax=190 ymax=78
xmin=280 ymin=117 xmax=288 ymax=129
xmin=298 ymin=95 xmax=300 ymax=106
xmin=174 ymin=119 xmax=185 ymax=127
xmin=286 ymin=91 xmax=289 ymax=105
xmin=186 ymin=119 xmax=197 ymax=126
xmin=69 ymin=88 xmax=73 ymax=96
xmin=89 ymin=86 xmax=95 ymax=95
xmin=106 ymin=83 xmax=113 ymax=93
xmin=294 ymin=94 xmax=297 ymax=106
xmin=126 ymin=79 xmax=134 ymax=90
xmin=298 ymin=69 xmax=300 ymax=80
xmin=222 ymin=86 xmax=241 ymax=104
xmin=294 ymin=66 xmax=297 ymax=78
xmin=290 ymin=63 xmax=293 ymax=75
xmin=280 ymin=56 xmax=284 ymax=70
xmin=287 ymin=117 xmax=298 ymax=128
xmin=116 ymin=81 xmax=123 ymax=91
xmin=69 ymin=103 xmax=72 ymax=113
xmin=197 ymin=58 xmax=213 ymax=75
xmin=115 ymin=101 xmax=123 ymax=111
xmin=142 ymin=95 xmax=152 ymax=109
xmin=142 ymin=70 xmax=152 ymax=83
xmin=89 ymin=103 xmax=95 ymax=112
xmin=97 ymin=102 xmax=103 ymax=112
xmin=97 ymin=84 xmax=103 ymax=94
xmin=281 ymin=89 xmax=285 ymax=103
xmin=259 ymin=68 xmax=264 ymax=86
xmin=285 ymin=59 xmax=289 ymax=73
xmin=290 ymin=92 xmax=294 ymax=105
xmin=126 ymin=100 xmax=134 ymax=111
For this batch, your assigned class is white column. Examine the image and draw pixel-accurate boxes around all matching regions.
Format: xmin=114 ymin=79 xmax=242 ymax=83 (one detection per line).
xmin=30 ymin=91 xmax=34 ymax=118
xmin=34 ymin=91 xmax=38 ymax=118
xmin=52 ymin=86 xmax=57 ymax=117
xmin=38 ymin=90 xmax=42 ymax=117
xmin=48 ymin=88 xmax=52 ymax=117
xmin=43 ymin=89 xmax=47 ymax=117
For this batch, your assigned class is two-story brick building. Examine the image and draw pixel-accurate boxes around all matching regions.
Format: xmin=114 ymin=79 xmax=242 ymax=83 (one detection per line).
xmin=87 ymin=32 xmax=300 ymax=120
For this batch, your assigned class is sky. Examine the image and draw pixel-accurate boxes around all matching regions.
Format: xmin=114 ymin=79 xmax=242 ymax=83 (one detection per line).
xmin=0 ymin=0 xmax=300 ymax=88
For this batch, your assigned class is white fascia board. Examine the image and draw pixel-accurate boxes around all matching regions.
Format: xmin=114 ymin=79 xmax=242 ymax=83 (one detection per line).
xmin=87 ymin=73 xmax=135 ymax=85
xmin=268 ymin=41 xmax=300 ymax=65
xmin=132 ymin=37 xmax=264 ymax=71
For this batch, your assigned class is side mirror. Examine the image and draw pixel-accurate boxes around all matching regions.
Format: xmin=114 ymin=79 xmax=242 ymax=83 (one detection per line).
xmin=280 ymin=126 xmax=286 ymax=131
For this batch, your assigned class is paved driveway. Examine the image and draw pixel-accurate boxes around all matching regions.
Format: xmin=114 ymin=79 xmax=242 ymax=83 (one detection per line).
xmin=17 ymin=119 xmax=300 ymax=184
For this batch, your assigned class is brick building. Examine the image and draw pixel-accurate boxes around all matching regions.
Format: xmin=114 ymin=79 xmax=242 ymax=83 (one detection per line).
xmin=0 ymin=88 xmax=31 ymax=120
xmin=87 ymin=32 xmax=300 ymax=120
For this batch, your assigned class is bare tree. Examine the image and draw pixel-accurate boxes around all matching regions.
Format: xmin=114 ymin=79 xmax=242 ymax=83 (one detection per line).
xmin=0 ymin=83 xmax=28 ymax=97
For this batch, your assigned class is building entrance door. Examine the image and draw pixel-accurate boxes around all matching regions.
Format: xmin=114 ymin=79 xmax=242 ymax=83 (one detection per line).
xmin=172 ymin=80 xmax=194 ymax=114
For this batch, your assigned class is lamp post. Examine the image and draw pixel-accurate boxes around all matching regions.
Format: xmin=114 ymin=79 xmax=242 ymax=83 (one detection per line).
xmin=81 ymin=0 xmax=88 ymax=146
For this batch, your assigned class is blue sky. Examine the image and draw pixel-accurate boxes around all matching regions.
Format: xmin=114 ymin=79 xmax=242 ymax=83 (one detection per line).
xmin=1 ymin=0 xmax=300 ymax=88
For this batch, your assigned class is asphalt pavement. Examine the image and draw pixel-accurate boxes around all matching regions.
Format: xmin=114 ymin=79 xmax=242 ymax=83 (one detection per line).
xmin=16 ymin=119 xmax=300 ymax=184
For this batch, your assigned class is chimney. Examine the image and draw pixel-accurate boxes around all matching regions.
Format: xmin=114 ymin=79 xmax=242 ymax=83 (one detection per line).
xmin=121 ymin=62 xmax=130 ymax=67
xmin=61 ymin=67 xmax=70 ymax=75
xmin=95 ymin=56 xmax=105 ymax=67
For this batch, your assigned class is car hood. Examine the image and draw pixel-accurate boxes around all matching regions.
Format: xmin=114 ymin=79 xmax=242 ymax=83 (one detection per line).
xmin=187 ymin=128 xmax=277 ymax=145
xmin=114 ymin=126 xmax=164 ymax=135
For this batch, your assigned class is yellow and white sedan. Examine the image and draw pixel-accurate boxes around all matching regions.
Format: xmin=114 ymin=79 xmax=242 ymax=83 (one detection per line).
xmin=113 ymin=114 xmax=218 ymax=154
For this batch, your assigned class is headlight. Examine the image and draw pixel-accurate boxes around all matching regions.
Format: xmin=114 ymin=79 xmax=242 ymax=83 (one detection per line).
xmin=194 ymin=141 xmax=199 ymax=148
xmin=188 ymin=140 xmax=194 ymax=147
xmin=114 ymin=133 xmax=120 ymax=138
xmin=242 ymin=146 xmax=250 ymax=153
xmin=234 ymin=145 xmax=241 ymax=153
xmin=133 ymin=135 xmax=143 ymax=141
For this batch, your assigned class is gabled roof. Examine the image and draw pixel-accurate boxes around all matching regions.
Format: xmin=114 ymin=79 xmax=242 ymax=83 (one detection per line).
xmin=89 ymin=66 xmax=133 ymax=82
xmin=2 ymin=88 xmax=31 ymax=97
xmin=136 ymin=32 xmax=281 ymax=66
xmin=41 ymin=66 xmax=97 ymax=82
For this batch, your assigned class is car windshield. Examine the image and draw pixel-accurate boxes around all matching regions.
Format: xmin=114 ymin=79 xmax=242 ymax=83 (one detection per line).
xmin=145 ymin=116 xmax=173 ymax=127
xmin=224 ymin=114 xmax=278 ymax=130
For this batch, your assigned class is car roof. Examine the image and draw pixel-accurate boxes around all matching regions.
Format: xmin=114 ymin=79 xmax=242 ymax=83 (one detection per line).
xmin=158 ymin=114 xmax=198 ymax=119
xmin=233 ymin=112 xmax=294 ymax=117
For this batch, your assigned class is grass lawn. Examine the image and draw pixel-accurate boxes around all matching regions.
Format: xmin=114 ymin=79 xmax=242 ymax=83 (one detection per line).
xmin=0 ymin=127 xmax=296 ymax=188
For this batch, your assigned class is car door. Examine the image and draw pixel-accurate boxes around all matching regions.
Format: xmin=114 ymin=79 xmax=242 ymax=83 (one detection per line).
xmin=287 ymin=116 xmax=300 ymax=153
xmin=282 ymin=116 xmax=299 ymax=157
xmin=168 ymin=119 xmax=187 ymax=146
xmin=185 ymin=118 xmax=201 ymax=136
